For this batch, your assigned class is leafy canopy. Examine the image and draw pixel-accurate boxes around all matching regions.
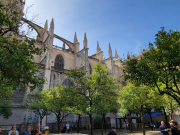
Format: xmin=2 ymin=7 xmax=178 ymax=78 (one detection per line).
xmin=118 ymin=81 xmax=162 ymax=117
xmin=0 ymin=1 xmax=45 ymax=117
xmin=122 ymin=27 xmax=180 ymax=105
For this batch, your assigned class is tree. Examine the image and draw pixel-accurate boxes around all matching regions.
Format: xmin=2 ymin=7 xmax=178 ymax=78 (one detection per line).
xmin=43 ymin=86 xmax=72 ymax=133
xmin=92 ymin=64 xmax=119 ymax=135
xmin=122 ymin=27 xmax=180 ymax=105
xmin=95 ymin=94 xmax=118 ymax=135
xmin=163 ymin=95 xmax=180 ymax=120
xmin=0 ymin=82 xmax=13 ymax=118
xmin=21 ymin=91 xmax=51 ymax=126
xmin=64 ymin=63 xmax=119 ymax=135
xmin=66 ymin=88 xmax=86 ymax=133
xmin=0 ymin=0 xmax=45 ymax=117
xmin=117 ymin=82 xmax=162 ymax=135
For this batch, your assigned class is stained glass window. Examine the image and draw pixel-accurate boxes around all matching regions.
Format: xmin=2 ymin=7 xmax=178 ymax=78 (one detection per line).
xmin=54 ymin=54 xmax=64 ymax=69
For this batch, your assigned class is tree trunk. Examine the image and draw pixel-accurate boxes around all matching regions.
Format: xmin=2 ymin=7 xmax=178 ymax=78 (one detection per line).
xmin=163 ymin=108 xmax=168 ymax=126
xmin=104 ymin=116 xmax=106 ymax=131
xmin=101 ymin=114 xmax=105 ymax=135
xmin=89 ymin=115 xmax=94 ymax=135
xmin=40 ymin=116 xmax=43 ymax=127
xmin=170 ymin=102 xmax=173 ymax=120
xmin=57 ymin=114 xmax=60 ymax=133
xmin=141 ymin=105 xmax=145 ymax=135
xmin=130 ymin=113 xmax=133 ymax=132
xmin=149 ymin=114 xmax=152 ymax=123
xmin=77 ymin=114 xmax=81 ymax=133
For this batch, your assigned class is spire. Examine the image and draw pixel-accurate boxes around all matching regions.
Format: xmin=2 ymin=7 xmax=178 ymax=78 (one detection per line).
xmin=49 ymin=18 xmax=54 ymax=35
xmin=108 ymin=43 xmax=112 ymax=58
xmin=123 ymin=54 xmax=125 ymax=60
xmin=127 ymin=51 xmax=130 ymax=58
xmin=74 ymin=32 xmax=78 ymax=44
xmin=97 ymin=41 xmax=101 ymax=53
xmin=140 ymin=47 xmax=143 ymax=53
xmin=44 ymin=20 xmax=48 ymax=31
xmin=130 ymin=52 xmax=132 ymax=58
xmin=62 ymin=42 xmax=65 ymax=50
xmin=115 ymin=49 xmax=120 ymax=59
xmin=145 ymin=45 xmax=148 ymax=51
xmin=83 ymin=32 xmax=87 ymax=48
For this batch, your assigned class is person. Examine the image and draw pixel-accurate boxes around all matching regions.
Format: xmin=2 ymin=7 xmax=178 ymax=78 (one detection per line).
xmin=37 ymin=125 xmax=41 ymax=131
xmin=36 ymin=127 xmax=42 ymax=135
xmin=31 ymin=126 xmax=42 ymax=135
xmin=153 ymin=122 xmax=156 ymax=130
xmin=66 ymin=122 xmax=69 ymax=133
xmin=160 ymin=121 xmax=169 ymax=135
xmin=0 ymin=126 xmax=1 ymax=133
xmin=123 ymin=122 xmax=127 ymax=132
xmin=61 ymin=124 xmax=66 ymax=133
xmin=44 ymin=127 xmax=49 ymax=135
xmin=67 ymin=128 xmax=72 ymax=133
xmin=8 ymin=125 xmax=19 ymax=135
xmin=107 ymin=127 xmax=117 ymax=135
xmin=150 ymin=122 xmax=153 ymax=130
xmin=170 ymin=120 xmax=179 ymax=129
xmin=127 ymin=122 xmax=130 ymax=132
xmin=24 ymin=126 xmax=31 ymax=135
xmin=170 ymin=123 xmax=180 ymax=135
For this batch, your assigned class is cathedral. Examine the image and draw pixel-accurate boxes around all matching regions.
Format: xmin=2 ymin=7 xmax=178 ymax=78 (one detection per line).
xmin=0 ymin=0 xmax=128 ymax=130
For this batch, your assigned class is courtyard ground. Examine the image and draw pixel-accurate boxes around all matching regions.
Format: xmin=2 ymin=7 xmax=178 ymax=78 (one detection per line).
xmin=70 ymin=129 xmax=162 ymax=135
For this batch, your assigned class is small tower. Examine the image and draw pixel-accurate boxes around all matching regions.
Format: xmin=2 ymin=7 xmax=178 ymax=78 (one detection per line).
xmin=97 ymin=41 xmax=101 ymax=53
xmin=44 ymin=20 xmax=48 ymax=31
xmin=115 ymin=49 xmax=120 ymax=60
xmin=108 ymin=43 xmax=112 ymax=58
xmin=123 ymin=54 xmax=125 ymax=61
xmin=96 ymin=41 xmax=103 ymax=61
xmin=127 ymin=51 xmax=130 ymax=58
xmin=145 ymin=45 xmax=147 ymax=51
xmin=140 ymin=47 xmax=143 ymax=54
xmin=62 ymin=42 xmax=65 ymax=50
xmin=49 ymin=18 xmax=54 ymax=35
xmin=74 ymin=32 xmax=78 ymax=44
xmin=74 ymin=32 xmax=79 ymax=52
xmin=83 ymin=33 xmax=87 ymax=48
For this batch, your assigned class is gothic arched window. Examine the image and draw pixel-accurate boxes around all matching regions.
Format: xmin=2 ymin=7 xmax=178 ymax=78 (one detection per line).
xmin=62 ymin=79 xmax=72 ymax=87
xmin=54 ymin=54 xmax=64 ymax=69
xmin=89 ymin=64 xmax=92 ymax=74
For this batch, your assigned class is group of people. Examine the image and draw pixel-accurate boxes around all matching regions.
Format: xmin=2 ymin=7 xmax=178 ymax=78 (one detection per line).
xmin=160 ymin=120 xmax=180 ymax=135
xmin=107 ymin=120 xmax=180 ymax=135
xmin=0 ymin=125 xmax=48 ymax=135
xmin=123 ymin=122 xmax=130 ymax=132
xmin=61 ymin=122 xmax=72 ymax=133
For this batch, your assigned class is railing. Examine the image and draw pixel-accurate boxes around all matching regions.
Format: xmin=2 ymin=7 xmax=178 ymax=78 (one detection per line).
xmin=53 ymin=45 xmax=63 ymax=50
xmin=52 ymin=45 xmax=74 ymax=53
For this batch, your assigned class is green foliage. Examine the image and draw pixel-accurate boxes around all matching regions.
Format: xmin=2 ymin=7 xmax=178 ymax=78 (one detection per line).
xmin=64 ymin=63 xmax=119 ymax=116
xmin=0 ymin=80 xmax=13 ymax=118
xmin=0 ymin=1 xmax=45 ymax=117
xmin=43 ymin=85 xmax=72 ymax=113
xmin=63 ymin=63 xmax=120 ymax=135
xmin=163 ymin=95 xmax=180 ymax=116
xmin=122 ymin=27 xmax=180 ymax=105
xmin=42 ymin=85 xmax=73 ymax=133
xmin=117 ymin=81 xmax=162 ymax=117
xmin=21 ymin=91 xmax=51 ymax=125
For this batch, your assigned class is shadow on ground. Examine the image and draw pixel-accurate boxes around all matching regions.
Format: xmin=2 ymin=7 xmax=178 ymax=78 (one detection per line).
xmin=70 ymin=129 xmax=162 ymax=135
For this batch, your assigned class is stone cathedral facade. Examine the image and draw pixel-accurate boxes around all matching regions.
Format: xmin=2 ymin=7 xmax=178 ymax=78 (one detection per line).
xmin=0 ymin=0 xmax=126 ymax=129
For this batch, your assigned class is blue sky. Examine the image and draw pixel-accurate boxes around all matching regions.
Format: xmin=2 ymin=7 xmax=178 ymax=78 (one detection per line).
xmin=25 ymin=0 xmax=180 ymax=59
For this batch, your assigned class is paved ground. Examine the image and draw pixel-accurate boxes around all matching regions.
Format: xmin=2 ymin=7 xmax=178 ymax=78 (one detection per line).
xmin=71 ymin=129 xmax=162 ymax=135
